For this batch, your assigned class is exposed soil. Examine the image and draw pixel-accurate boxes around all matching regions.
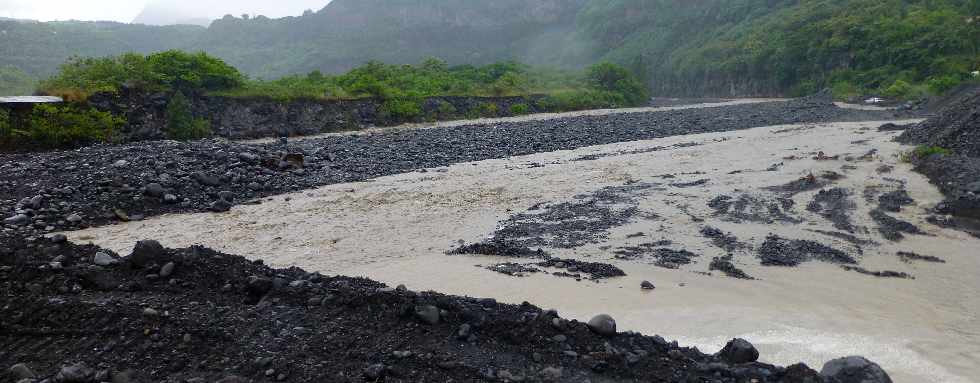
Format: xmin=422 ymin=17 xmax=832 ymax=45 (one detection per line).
xmin=1 ymin=96 xmax=907 ymax=240
xmin=0 ymin=237 xmax=828 ymax=383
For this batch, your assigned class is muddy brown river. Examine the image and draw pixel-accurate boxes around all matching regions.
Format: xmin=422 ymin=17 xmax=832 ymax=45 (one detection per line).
xmin=65 ymin=117 xmax=979 ymax=383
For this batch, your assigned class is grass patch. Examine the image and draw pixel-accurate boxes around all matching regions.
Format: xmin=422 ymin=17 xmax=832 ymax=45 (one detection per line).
xmin=901 ymin=145 xmax=952 ymax=162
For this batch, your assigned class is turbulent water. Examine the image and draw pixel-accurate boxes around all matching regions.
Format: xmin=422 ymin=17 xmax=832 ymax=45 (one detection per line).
xmin=67 ymin=115 xmax=979 ymax=383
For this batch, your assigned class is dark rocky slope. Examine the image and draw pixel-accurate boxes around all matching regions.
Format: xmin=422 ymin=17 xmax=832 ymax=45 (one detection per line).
xmin=898 ymin=86 xmax=980 ymax=224
xmin=0 ymin=237 xmax=891 ymax=382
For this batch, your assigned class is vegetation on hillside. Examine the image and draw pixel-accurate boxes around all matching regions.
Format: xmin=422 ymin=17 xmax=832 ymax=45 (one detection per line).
xmin=6 ymin=51 xmax=645 ymax=149
xmin=0 ymin=65 xmax=38 ymax=96
xmin=38 ymin=51 xmax=647 ymax=112
xmin=580 ymin=0 xmax=980 ymax=98
xmin=2 ymin=1 xmax=976 ymax=98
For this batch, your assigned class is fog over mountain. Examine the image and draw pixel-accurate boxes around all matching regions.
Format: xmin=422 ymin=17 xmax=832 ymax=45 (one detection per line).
xmin=132 ymin=0 xmax=332 ymax=26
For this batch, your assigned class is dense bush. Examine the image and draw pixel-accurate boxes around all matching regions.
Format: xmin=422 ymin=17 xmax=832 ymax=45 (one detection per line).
xmin=165 ymin=92 xmax=212 ymax=141
xmin=587 ymin=62 xmax=649 ymax=105
xmin=0 ymin=104 xmax=124 ymax=149
xmin=40 ymin=50 xmax=244 ymax=99
xmin=510 ymin=103 xmax=531 ymax=115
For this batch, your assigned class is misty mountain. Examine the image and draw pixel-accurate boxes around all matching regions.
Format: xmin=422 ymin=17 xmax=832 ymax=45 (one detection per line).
xmin=0 ymin=0 xmax=976 ymax=97
xmin=132 ymin=2 xmax=212 ymax=27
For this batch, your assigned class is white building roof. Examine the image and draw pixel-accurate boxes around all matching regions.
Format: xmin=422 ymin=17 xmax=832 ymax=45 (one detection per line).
xmin=0 ymin=96 xmax=64 ymax=104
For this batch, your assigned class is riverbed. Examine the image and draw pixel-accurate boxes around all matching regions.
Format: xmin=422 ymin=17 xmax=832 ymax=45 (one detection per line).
xmin=65 ymin=117 xmax=978 ymax=383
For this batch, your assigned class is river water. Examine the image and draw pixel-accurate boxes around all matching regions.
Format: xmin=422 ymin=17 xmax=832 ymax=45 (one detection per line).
xmin=66 ymin=118 xmax=979 ymax=383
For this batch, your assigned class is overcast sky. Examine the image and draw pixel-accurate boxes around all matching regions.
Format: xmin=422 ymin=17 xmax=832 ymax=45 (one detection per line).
xmin=0 ymin=0 xmax=330 ymax=22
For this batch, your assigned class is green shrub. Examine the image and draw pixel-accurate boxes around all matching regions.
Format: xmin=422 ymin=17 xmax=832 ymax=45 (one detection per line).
xmin=927 ymin=75 xmax=962 ymax=95
xmin=914 ymin=145 xmax=951 ymax=158
xmin=0 ymin=104 xmax=124 ymax=148
xmin=510 ymin=103 xmax=531 ymax=115
xmin=166 ymin=92 xmax=212 ymax=140
xmin=586 ymin=62 xmax=649 ymax=106
xmin=436 ymin=100 xmax=457 ymax=117
xmin=882 ymin=79 xmax=913 ymax=99
xmin=902 ymin=145 xmax=952 ymax=162
xmin=380 ymin=97 xmax=423 ymax=120
xmin=830 ymin=80 xmax=861 ymax=101
xmin=478 ymin=103 xmax=499 ymax=118
xmin=41 ymin=50 xmax=244 ymax=97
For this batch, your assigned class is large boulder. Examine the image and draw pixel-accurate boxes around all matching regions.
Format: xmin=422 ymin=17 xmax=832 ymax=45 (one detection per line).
xmin=820 ymin=356 xmax=892 ymax=383
xmin=128 ymin=240 xmax=168 ymax=268
xmin=716 ymin=338 xmax=759 ymax=364
xmin=587 ymin=314 xmax=617 ymax=337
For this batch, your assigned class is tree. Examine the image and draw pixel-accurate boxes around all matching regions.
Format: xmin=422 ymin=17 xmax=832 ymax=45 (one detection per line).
xmin=586 ymin=62 xmax=649 ymax=106
xmin=166 ymin=91 xmax=211 ymax=140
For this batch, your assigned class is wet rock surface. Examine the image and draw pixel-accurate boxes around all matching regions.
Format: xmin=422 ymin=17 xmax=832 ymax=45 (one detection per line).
xmin=839 ymin=266 xmax=913 ymax=279
xmin=708 ymin=194 xmax=801 ymax=224
xmin=709 ymin=257 xmax=755 ymax=280
xmin=807 ymin=188 xmax=857 ymax=232
xmin=757 ymin=235 xmax=857 ymax=267
xmin=820 ymin=356 xmax=893 ymax=383
xmin=0 ymin=237 xmax=835 ymax=383
xmin=1 ymin=98 xmax=901 ymax=240
xmin=869 ymin=209 xmax=926 ymax=242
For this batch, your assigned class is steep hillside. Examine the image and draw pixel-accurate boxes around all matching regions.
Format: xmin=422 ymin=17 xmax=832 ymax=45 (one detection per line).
xmin=0 ymin=20 xmax=202 ymax=78
xmin=0 ymin=0 xmax=588 ymax=80
xmin=581 ymin=0 xmax=979 ymax=97
xmin=198 ymin=0 xmax=589 ymax=78
xmin=0 ymin=0 xmax=976 ymax=97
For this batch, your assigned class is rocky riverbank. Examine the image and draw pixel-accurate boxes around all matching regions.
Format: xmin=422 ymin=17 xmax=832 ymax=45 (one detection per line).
xmin=0 ymin=237 xmax=893 ymax=383
xmin=897 ymin=85 xmax=980 ymax=234
xmin=0 ymin=94 xmax=909 ymax=241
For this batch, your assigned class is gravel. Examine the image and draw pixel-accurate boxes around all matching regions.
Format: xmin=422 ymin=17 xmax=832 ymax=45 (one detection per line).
xmin=0 ymin=237 xmax=850 ymax=382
